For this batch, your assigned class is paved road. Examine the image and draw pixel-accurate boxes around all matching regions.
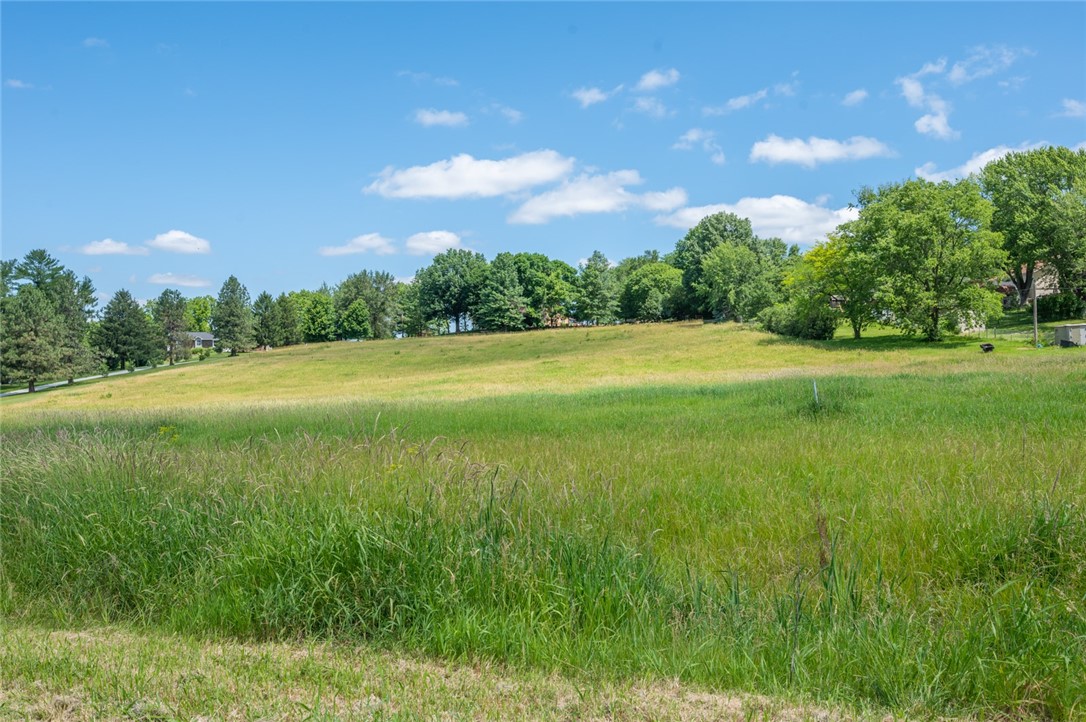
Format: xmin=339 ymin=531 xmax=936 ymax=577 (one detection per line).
xmin=1 ymin=359 xmax=198 ymax=398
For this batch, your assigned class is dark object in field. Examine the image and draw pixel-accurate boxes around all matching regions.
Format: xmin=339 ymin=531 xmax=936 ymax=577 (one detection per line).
xmin=979 ymin=343 xmax=995 ymax=353
xmin=1058 ymin=339 xmax=1076 ymax=348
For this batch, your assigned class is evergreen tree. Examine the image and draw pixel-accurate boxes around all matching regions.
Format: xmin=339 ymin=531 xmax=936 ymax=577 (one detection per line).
xmin=574 ymin=251 xmax=618 ymax=324
xmin=93 ymin=290 xmax=159 ymax=370
xmin=475 ymin=253 xmax=527 ymax=332
xmin=152 ymin=288 xmax=190 ymax=364
xmin=212 ymin=276 xmax=254 ymax=356
xmin=273 ymin=293 xmax=302 ymax=346
xmin=0 ymin=284 xmax=65 ymax=392
xmin=252 ymin=291 xmax=277 ymax=348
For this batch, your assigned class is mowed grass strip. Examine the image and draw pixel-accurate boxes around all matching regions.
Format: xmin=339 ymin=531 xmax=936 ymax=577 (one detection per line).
xmin=1 ymin=626 xmax=885 ymax=722
xmin=2 ymin=323 xmax=1084 ymax=719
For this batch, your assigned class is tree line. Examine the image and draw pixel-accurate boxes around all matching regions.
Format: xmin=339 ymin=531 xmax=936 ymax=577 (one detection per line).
xmin=2 ymin=146 xmax=1084 ymax=392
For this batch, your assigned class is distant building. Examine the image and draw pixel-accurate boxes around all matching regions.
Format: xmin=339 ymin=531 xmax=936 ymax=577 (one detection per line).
xmin=185 ymin=331 xmax=216 ymax=349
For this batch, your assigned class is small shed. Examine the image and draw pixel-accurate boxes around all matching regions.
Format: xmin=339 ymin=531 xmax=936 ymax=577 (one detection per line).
xmin=1054 ymin=323 xmax=1086 ymax=348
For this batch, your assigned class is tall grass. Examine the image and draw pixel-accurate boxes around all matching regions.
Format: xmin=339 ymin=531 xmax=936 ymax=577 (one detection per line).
xmin=4 ymin=416 xmax=1084 ymax=719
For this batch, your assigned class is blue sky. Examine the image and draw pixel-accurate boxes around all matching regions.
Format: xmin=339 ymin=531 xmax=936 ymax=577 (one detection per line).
xmin=3 ymin=2 xmax=1085 ymax=303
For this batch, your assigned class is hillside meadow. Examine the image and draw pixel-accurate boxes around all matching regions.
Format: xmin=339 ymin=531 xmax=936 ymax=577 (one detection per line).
xmin=3 ymin=321 xmax=1085 ymax=720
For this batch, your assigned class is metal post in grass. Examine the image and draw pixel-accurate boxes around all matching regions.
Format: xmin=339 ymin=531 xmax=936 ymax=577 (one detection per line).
xmin=1032 ymin=276 xmax=1040 ymax=348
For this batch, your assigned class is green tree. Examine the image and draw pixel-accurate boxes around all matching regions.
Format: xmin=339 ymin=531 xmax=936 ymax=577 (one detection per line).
xmin=14 ymin=249 xmax=64 ymax=291
xmin=334 ymin=270 xmax=401 ymax=339
xmin=981 ymin=146 xmax=1086 ymax=304
xmin=50 ymin=270 xmax=98 ymax=383
xmin=252 ymin=291 xmax=277 ymax=349
xmin=185 ymin=296 xmax=215 ymax=332
xmin=856 ymin=179 xmax=1007 ymax=341
xmin=1 ymin=260 xmax=18 ymax=298
xmin=338 ymin=298 xmax=373 ymax=340
xmin=475 ymin=253 xmax=527 ymax=332
xmin=574 ymin=251 xmax=618 ymax=324
xmin=415 ymin=249 xmax=488 ymax=332
xmin=0 ymin=284 xmax=65 ymax=392
xmin=212 ymin=276 xmax=254 ymax=356
xmin=291 ymin=290 xmax=337 ymax=342
xmin=670 ymin=213 xmax=758 ymax=317
xmin=620 ymin=261 xmax=682 ymax=321
xmin=152 ymin=288 xmax=190 ymax=365
xmin=802 ymin=229 xmax=879 ymax=339
xmin=273 ymin=293 xmax=303 ymax=346
xmin=93 ymin=289 xmax=159 ymax=370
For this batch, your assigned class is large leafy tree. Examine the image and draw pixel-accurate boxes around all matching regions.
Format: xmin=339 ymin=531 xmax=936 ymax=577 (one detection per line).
xmin=856 ymin=179 xmax=1007 ymax=341
xmin=415 ymin=249 xmax=488 ymax=332
xmin=574 ymin=251 xmax=618 ymax=324
xmin=620 ymin=261 xmax=682 ymax=321
xmin=981 ymin=146 xmax=1086 ymax=304
xmin=699 ymin=244 xmax=781 ymax=322
xmin=338 ymin=298 xmax=372 ymax=340
xmin=93 ymin=289 xmax=160 ymax=370
xmin=152 ymin=288 xmax=190 ymax=364
xmin=474 ymin=253 xmax=527 ymax=332
xmin=212 ymin=276 xmax=254 ymax=356
xmin=0 ymin=284 xmax=65 ymax=392
xmin=185 ymin=296 xmax=215 ymax=332
xmin=291 ymin=290 xmax=337 ymax=342
xmin=802 ymin=228 xmax=879 ymax=339
xmin=334 ymin=270 xmax=401 ymax=339
xmin=670 ymin=212 xmax=759 ymax=317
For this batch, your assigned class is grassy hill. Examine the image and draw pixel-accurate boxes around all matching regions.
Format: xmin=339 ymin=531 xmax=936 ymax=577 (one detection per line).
xmin=3 ymin=322 xmax=1085 ymax=720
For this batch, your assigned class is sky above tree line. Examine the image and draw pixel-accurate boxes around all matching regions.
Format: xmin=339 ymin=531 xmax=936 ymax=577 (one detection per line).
xmin=3 ymin=2 xmax=1084 ymax=304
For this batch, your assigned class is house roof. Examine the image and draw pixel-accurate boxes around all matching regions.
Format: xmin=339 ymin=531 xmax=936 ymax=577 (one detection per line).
xmin=185 ymin=331 xmax=216 ymax=341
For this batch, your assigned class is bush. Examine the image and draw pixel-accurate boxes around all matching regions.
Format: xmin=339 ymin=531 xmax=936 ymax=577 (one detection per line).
xmin=1036 ymin=292 xmax=1086 ymax=322
xmin=758 ymin=301 xmax=838 ymax=340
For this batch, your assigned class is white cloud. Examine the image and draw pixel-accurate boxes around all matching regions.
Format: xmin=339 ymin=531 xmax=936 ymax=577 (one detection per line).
xmin=704 ymin=88 xmax=768 ymax=116
xmin=80 ymin=239 xmax=150 ymax=256
xmin=397 ymin=70 xmax=458 ymax=87
xmin=655 ymin=195 xmax=858 ymax=246
xmin=703 ymin=78 xmax=798 ymax=116
xmin=635 ymin=68 xmax=680 ymax=92
xmin=82 ymin=37 xmax=109 ymax=48
xmin=405 ymin=230 xmax=462 ymax=256
xmin=509 ymin=171 xmax=686 ymax=224
xmin=948 ymin=45 xmax=1028 ymax=85
xmin=146 ymin=230 xmax=212 ymax=254
xmin=632 ymin=96 xmax=672 ymax=119
xmin=749 ymin=134 xmax=894 ymax=167
xmin=318 ymin=233 xmax=396 ymax=257
xmin=895 ymin=62 xmax=959 ymax=141
xmin=572 ymin=86 xmax=621 ymax=108
xmin=915 ymin=142 xmax=1044 ymax=182
xmin=413 ymin=108 xmax=469 ymax=127
xmin=1056 ymin=99 xmax=1086 ymax=118
xmin=5 ymin=79 xmax=33 ymax=89
xmin=365 ymin=150 xmax=575 ymax=199
xmin=148 ymin=273 xmax=211 ymax=288
xmin=495 ymin=104 xmax=523 ymax=124
xmin=672 ymin=128 xmax=725 ymax=165
xmin=842 ymin=89 xmax=868 ymax=106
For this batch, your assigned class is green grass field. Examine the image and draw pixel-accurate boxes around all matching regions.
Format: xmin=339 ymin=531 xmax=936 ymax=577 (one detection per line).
xmin=3 ymin=321 xmax=1084 ymax=720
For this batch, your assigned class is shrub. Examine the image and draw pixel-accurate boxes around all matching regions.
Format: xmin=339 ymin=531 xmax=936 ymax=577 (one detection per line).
xmin=1036 ymin=292 xmax=1086 ymax=322
xmin=758 ymin=301 xmax=838 ymax=340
